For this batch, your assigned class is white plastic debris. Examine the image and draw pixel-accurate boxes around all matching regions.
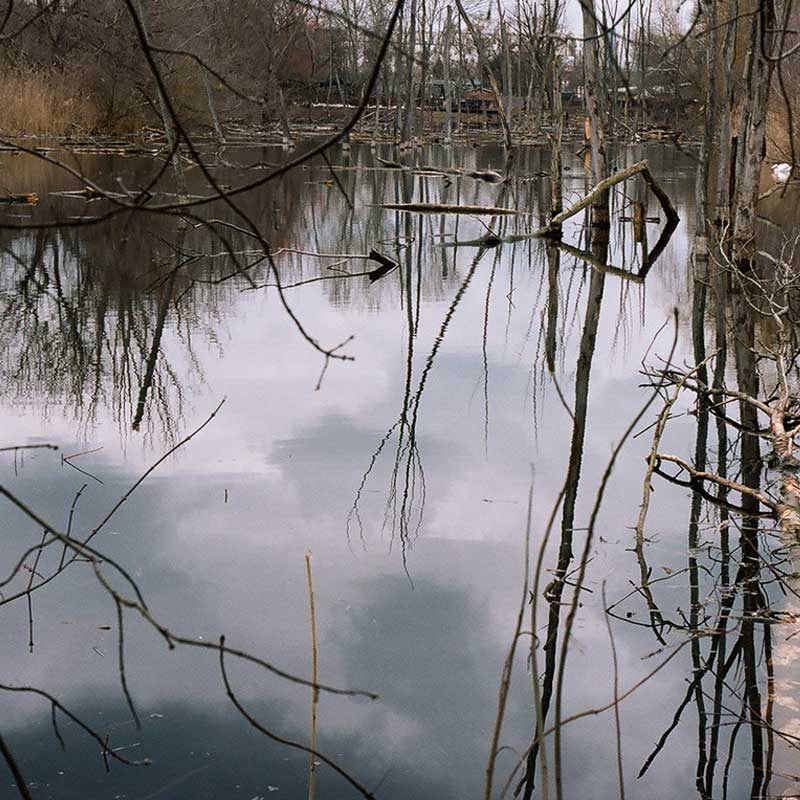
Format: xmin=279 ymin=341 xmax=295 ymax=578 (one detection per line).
xmin=772 ymin=163 xmax=792 ymax=184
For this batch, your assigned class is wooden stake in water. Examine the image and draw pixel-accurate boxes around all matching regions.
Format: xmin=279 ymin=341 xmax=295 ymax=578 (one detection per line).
xmin=305 ymin=552 xmax=319 ymax=800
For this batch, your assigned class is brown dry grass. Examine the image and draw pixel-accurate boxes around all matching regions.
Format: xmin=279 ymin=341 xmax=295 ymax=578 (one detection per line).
xmin=0 ymin=70 xmax=104 ymax=136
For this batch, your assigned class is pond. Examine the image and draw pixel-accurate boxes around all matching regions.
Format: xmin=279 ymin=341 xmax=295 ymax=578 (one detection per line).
xmin=0 ymin=141 xmax=797 ymax=800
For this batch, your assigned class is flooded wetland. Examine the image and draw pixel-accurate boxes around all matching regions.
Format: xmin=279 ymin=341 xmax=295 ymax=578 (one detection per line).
xmin=0 ymin=136 xmax=798 ymax=800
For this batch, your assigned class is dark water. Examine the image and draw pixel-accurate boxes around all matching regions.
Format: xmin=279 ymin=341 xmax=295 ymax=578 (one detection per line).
xmin=0 ymin=141 xmax=797 ymax=800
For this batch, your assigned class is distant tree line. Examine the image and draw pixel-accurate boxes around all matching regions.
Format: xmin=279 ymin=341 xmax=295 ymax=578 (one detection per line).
xmin=0 ymin=0 xmax=764 ymax=138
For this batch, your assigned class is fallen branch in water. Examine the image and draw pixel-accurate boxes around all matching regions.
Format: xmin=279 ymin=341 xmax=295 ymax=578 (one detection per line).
xmin=50 ymin=188 xmax=141 ymax=202
xmin=0 ymin=444 xmax=58 ymax=453
xmin=0 ymin=193 xmax=38 ymax=205
xmin=378 ymin=202 xmax=520 ymax=215
xmin=434 ymin=160 xmax=679 ymax=245
xmin=440 ymin=217 xmax=679 ymax=284
xmin=536 ymin=159 xmax=679 ymax=236
xmin=367 ymin=250 xmax=398 ymax=282
xmin=645 ymin=227 xmax=800 ymax=538
xmin=374 ymin=155 xmax=505 ymax=183
xmin=252 ymin=250 xmax=398 ymax=290
xmin=654 ymin=410 xmax=800 ymax=538
xmin=553 ymin=241 xmax=645 ymax=283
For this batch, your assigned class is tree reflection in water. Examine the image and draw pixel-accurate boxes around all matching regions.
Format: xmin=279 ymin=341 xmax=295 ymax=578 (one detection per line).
xmin=2 ymin=141 xmax=800 ymax=800
xmin=513 ymin=227 xmax=800 ymax=798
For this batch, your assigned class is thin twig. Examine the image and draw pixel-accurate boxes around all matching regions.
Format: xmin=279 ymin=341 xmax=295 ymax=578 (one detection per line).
xmin=218 ymin=637 xmax=375 ymax=799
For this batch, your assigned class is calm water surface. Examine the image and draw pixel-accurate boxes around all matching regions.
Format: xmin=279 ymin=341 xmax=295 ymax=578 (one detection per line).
xmin=0 ymin=142 xmax=797 ymax=799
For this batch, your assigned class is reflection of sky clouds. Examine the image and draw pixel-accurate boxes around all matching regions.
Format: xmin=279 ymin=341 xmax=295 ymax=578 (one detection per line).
xmin=0 ymin=454 xmax=760 ymax=799
xmin=1 ymin=143 xmax=795 ymax=799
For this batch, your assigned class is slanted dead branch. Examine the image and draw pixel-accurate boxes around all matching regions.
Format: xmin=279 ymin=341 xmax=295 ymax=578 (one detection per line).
xmin=535 ymin=159 xmax=679 ymax=237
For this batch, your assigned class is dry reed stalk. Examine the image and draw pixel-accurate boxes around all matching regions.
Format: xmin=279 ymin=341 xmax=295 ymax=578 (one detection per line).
xmin=0 ymin=70 xmax=102 ymax=135
xmin=305 ymin=551 xmax=319 ymax=800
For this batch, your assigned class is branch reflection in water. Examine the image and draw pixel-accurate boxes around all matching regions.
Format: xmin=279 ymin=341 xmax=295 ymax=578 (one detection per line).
xmin=514 ymin=229 xmax=800 ymax=798
xmin=4 ymin=139 xmax=800 ymax=800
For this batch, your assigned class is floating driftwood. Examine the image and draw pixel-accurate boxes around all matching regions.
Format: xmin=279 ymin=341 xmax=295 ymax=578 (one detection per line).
xmin=61 ymin=137 xmax=157 ymax=156
xmin=51 ymin=187 xmax=154 ymax=203
xmin=440 ymin=233 xmax=507 ymax=248
xmin=0 ymin=193 xmax=39 ymax=205
xmin=378 ymin=202 xmax=519 ymax=215
xmin=374 ymin=155 xmax=504 ymax=183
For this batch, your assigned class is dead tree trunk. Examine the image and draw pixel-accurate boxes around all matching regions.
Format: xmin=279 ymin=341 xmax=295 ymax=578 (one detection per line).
xmin=454 ymin=0 xmax=514 ymax=170
xmin=732 ymin=0 xmax=776 ymax=268
xmin=549 ymin=57 xmax=563 ymax=219
xmin=498 ymin=1 xmax=513 ymax=131
xmin=694 ymin=0 xmax=718 ymax=257
xmin=715 ymin=0 xmax=738 ymax=229
xmin=580 ymin=0 xmax=609 ymax=232
xmin=133 ymin=0 xmax=184 ymax=187
xmin=201 ymin=65 xmax=226 ymax=144
xmin=401 ymin=0 xmax=418 ymax=148
xmin=443 ymin=6 xmax=453 ymax=144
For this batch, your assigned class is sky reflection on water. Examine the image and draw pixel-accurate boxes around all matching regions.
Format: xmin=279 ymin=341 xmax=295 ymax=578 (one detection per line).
xmin=0 ymin=142 xmax=796 ymax=800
